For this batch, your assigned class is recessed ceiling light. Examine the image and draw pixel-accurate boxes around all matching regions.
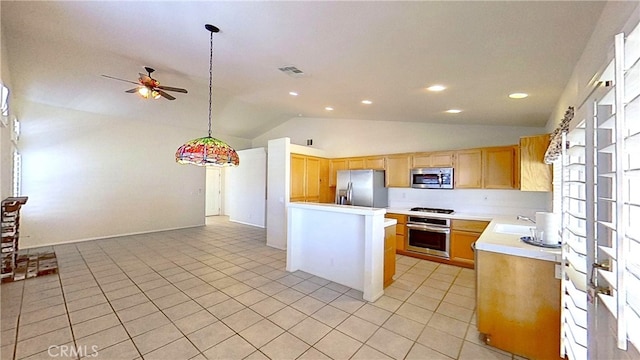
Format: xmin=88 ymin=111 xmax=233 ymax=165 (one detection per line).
xmin=445 ymin=109 xmax=462 ymax=114
xmin=289 ymin=91 xmax=299 ymax=96
xmin=427 ymin=85 xmax=446 ymax=92
xmin=509 ymin=93 xmax=528 ymax=99
xmin=361 ymin=100 xmax=373 ymax=105
xmin=325 ymin=106 xmax=334 ymax=111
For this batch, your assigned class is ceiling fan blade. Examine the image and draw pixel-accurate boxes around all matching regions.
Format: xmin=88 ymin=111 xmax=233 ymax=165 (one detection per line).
xmin=125 ymin=88 xmax=138 ymax=93
xmin=101 ymin=74 xmax=139 ymax=85
xmin=156 ymin=85 xmax=188 ymax=93
xmin=157 ymin=90 xmax=176 ymax=100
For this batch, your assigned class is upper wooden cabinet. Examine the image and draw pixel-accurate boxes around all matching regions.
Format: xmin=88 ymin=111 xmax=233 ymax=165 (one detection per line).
xmin=412 ymin=151 xmax=454 ymax=168
xmin=348 ymin=158 xmax=365 ymax=170
xmin=385 ymin=154 xmax=411 ymax=187
xmin=520 ymin=134 xmax=552 ymax=192
xmin=290 ymin=154 xmax=306 ymax=201
xmin=483 ymin=146 xmax=517 ymax=189
xmin=329 ymin=159 xmax=348 ymax=187
xmin=455 ymin=149 xmax=482 ymax=188
xmin=365 ymin=156 xmax=385 ymax=170
xmin=291 ymin=154 xmax=329 ymax=203
xmin=454 ymin=146 xmax=517 ymax=189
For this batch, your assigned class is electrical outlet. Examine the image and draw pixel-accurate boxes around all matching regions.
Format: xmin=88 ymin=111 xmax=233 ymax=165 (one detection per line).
xmin=555 ymin=264 xmax=562 ymax=279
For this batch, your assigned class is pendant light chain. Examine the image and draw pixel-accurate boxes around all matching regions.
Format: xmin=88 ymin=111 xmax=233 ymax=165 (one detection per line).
xmin=208 ymin=29 xmax=213 ymax=138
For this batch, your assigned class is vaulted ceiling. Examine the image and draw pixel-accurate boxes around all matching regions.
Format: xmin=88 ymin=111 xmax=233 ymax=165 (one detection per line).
xmin=1 ymin=1 xmax=606 ymax=139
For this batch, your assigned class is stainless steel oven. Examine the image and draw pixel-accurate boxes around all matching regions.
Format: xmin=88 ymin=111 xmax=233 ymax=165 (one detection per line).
xmin=406 ymin=215 xmax=451 ymax=258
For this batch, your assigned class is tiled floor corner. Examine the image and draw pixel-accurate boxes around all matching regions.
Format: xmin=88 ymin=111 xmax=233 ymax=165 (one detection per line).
xmin=0 ymin=216 xmax=521 ymax=359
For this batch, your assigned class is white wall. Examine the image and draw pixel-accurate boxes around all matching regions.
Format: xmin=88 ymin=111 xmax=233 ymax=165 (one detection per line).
xmin=1 ymin=29 xmax=14 ymax=200
xmin=225 ymin=147 xmax=266 ymax=228
xmin=266 ymin=138 xmax=289 ymax=249
xmin=389 ymin=188 xmax=550 ymax=218
xmin=18 ymin=100 xmax=252 ymax=247
xmin=253 ymin=117 xmax=547 ymax=157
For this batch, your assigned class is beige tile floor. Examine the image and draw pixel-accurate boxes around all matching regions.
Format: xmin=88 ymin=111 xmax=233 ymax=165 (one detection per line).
xmin=0 ymin=216 xmax=522 ymax=360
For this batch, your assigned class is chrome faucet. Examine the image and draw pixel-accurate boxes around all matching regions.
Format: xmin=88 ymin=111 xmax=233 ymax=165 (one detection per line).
xmin=517 ymin=215 xmax=536 ymax=224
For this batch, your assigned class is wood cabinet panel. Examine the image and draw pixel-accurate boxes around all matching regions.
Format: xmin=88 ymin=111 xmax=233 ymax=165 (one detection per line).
xmin=450 ymin=219 xmax=488 ymax=266
xmin=520 ymin=134 xmax=552 ymax=192
xmin=477 ymin=250 xmax=561 ymax=359
xmin=482 ymin=146 xmax=516 ymax=189
xmin=329 ymin=159 xmax=348 ymax=187
xmin=385 ymin=155 xmax=411 ymax=187
xmin=412 ymin=153 xmax=431 ymax=168
xmin=412 ymin=151 xmax=454 ymax=168
xmin=385 ymin=213 xmax=407 ymax=252
xmin=365 ymin=156 xmax=385 ymax=170
xmin=305 ymin=157 xmax=321 ymax=199
xmin=292 ymin=154 xmax=329 ymax=203
xmin=450 ymin=230 xmax=478 ymax=265
xmin=455 ymin=149 xmax=482 ymax=188
xmin=451 ymin=219 xmax=489 ymax=233
xmin=348 ymin=158 xmax=365 ymax=170
xmin=290 ymin=154 xmax=306 ymax=201
xmin=384 ymin=225 xmax=396 ymax=288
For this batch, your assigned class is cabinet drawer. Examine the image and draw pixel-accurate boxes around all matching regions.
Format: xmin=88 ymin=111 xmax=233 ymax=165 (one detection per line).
xmin=451 ymin=219 xmax=489 ymax=233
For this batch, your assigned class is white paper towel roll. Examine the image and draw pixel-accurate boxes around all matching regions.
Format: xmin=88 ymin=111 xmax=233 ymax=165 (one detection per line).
xmin=535 ymin=211 xmax=560 ymax=244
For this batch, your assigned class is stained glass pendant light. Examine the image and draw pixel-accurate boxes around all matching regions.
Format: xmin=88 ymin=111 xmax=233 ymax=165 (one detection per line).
xmin=175 ymin=24 xmax=239 ymax=167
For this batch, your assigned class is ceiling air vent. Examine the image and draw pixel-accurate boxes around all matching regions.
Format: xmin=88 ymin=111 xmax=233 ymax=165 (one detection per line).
xmin=278 ymin=65 xmax=308 ymax=78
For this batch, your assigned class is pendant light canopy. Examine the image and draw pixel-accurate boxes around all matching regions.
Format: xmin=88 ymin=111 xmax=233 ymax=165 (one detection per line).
xmin=175 ymin=24 xmax=239 ymax=167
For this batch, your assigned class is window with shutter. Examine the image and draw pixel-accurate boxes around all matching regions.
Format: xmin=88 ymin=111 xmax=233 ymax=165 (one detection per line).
xmin=558 ymin=21 xmax=640 ymax=358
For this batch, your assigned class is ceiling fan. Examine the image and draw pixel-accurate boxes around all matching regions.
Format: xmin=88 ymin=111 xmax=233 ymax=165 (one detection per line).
xmin=101 ymin=67 xmax=188 ymax=100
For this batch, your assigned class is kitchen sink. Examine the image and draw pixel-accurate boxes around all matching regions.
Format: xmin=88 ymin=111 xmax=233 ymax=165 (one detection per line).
xmin=493 ymin=223 xmax=533 ymax=235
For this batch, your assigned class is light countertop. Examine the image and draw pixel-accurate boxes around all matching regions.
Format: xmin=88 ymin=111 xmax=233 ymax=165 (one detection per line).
xmin=386 ymin=208 xmax=561 ymax=262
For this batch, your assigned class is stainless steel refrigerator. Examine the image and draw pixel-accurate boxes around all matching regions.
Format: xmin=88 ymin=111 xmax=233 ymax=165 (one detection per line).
xmin=335 ymin=170 xmax=388 ymax=207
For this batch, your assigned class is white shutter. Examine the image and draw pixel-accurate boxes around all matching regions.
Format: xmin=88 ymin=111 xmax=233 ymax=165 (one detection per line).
xmin=562 ymin=117 xmax=590 ymax=360
xmin=621 ymin=22 xmax=640 ymax=351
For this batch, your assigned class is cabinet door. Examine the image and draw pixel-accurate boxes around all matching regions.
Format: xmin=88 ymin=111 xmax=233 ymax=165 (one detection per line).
xmin=412 ymin=153 xmax=431 ymax=168
xmin=430 ymin=151 xmax=454 ymax=167
xmin=386 ymin=213 xmax=407 ymax=252
xmin=365 ymin=156 xmax=385 ymax=170
xmin=329 ymin=159 xmax=348 ymax=187
xmin=520 ymin=134 xmax=552 ymax=191
xmin=384 ymin=225 xmax=396 ymax=288
xmin=318 ymin=158 xmax=331 ymax=203
xmin=290 ymin=155 xmax=306 ymax=201
xmin=450 ymin=230 xmax=479 ymax=265
xmin=483 ymin=146 xmax=516 ymax=189
xmin=455 ymin=150 xmax=482 ymax=188
xmin=305 ymin=157 xmax=321 ymax=201
xmin=385 ymin=155 xmax=411 ymax=187
xmin=348 ymin=158 xmax=365 ymax=170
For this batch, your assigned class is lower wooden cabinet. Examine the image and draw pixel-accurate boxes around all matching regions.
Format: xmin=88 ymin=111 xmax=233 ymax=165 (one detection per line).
xmin=450 ymin=219 xmax=489 ymax=266
xmin=476 ymin=250 xmax=561 ymax=359
xmin=385 ymin=213 xmax=407 ymax=252
xmin=384 ymin=224 xmax=396 ymax=288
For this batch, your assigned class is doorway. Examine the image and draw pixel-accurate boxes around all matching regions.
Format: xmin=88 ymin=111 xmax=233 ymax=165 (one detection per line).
xmin=205 ymin=167 xmax=222 ymax=216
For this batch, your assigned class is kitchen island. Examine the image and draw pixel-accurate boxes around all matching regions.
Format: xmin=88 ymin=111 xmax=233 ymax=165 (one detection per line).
xmin=286 ymin=202 xmax=393 ymax=302
xmin=475 ymin=216 xmax=562 ymax=360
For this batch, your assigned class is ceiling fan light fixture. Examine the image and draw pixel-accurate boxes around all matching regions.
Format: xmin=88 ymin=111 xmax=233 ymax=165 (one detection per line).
xmin=175 ymin=24 xmax=239 ymax=167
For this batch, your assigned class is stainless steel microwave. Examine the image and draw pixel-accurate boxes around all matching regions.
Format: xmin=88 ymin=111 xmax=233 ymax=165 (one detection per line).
xmin=410 ymin=167 xmax=454 ymax=189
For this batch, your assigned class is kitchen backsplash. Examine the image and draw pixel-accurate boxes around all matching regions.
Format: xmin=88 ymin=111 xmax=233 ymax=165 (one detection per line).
xmin=388 ymin=188 xmax=551 ymax=217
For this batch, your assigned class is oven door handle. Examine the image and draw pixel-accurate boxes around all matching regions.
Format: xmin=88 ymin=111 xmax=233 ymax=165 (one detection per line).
xmin=406 ymin=223 xmax=450 ymax=233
